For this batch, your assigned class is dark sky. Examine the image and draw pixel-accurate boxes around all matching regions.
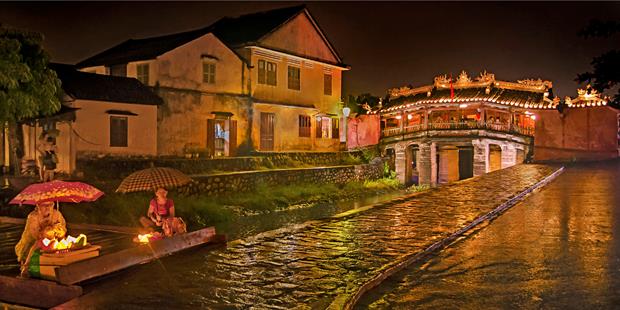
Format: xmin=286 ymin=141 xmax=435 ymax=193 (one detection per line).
xmin=1 ymin=1 xmax=619 ymax=98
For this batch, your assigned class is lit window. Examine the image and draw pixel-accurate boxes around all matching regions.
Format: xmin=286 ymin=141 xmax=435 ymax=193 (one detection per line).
xmin=315 ymin=117 xmax=332 ymax=139
xmin=137 ymin=63 xmax=149 ymax=85
xmin=203 ymin=62 xmax=216 ymax=84
xmin=288 ymin=66 xmax=300 ymax=90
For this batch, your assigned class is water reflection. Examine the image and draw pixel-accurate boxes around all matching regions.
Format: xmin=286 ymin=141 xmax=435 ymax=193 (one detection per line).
xmin=359 ymin=160 xmax=620 ymax=309
xmin=59 ymin=165 xmax=556 ymax=309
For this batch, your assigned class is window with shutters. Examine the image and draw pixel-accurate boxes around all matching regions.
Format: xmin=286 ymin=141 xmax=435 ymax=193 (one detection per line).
xmin=258 ymin=59 xmax=277 ymax=86
xmin=109 ymin=64 xmax=127 ymax=77
xmin=331 ymin=117 xmax=340 ymax=139
xmin=288 ymin=66 xmax=300 ymax=90
xmin=324 ymin=74 xmax=332 ymax=95
xmin=110 ymin=116 xmax=128 ymax=147
xmin=203 ymin=61 xmax=216 ymax=84
xmin=137 ymin=63 xmax=149 ymax=85
xmin=298 ymin=115 xmax=311 ymax=137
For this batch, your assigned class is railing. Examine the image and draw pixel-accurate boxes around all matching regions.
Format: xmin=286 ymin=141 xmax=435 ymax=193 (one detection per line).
xmin=382 ymin=122 xmax=534 ymax=137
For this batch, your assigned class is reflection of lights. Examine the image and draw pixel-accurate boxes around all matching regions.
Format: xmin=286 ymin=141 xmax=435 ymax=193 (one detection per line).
xmin=524 ymin=111 xmax=532 ymax=115
xmin=459 ymin=104 xmax=468 ymax=108
xmin=395 ymin=115 xmax=402 ymax=120
xmin=407 ymin=114 xmax=413 ymax=120
xmin=530 ymin=115 xmax=537 ymax=120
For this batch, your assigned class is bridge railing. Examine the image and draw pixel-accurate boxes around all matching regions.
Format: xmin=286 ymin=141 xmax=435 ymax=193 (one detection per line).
xmin=382 ymin=122 xmax=534 ymax=137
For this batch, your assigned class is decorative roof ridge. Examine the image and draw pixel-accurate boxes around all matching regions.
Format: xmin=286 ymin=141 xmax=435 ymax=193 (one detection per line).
xmin=565 ymin=84 xmax=609 ymax=107
xmin=388 ymin=71 xmax=553 ymax=100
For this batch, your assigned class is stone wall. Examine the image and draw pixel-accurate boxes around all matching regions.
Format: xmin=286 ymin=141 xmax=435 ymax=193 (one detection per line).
xmin=534 ymin=107 xmax=619 ymax=161
xmin=180 ymin=162 xmax=384 ymax=196
xmin=77 ymin=151 xmax=365 ymax=180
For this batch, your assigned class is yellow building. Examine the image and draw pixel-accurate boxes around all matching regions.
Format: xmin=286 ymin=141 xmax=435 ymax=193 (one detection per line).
xmin=76 ymin=5 xmax=349 ymax=156
xmin=20 ymin=64 xmax=162 ymax=175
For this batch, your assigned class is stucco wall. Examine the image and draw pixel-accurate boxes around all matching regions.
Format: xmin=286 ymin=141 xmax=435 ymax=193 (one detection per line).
xmin=157 ymin=90 xmax=250 ymax=156
xmin=249 ymin=51 xmax=342 ymax=115
xmin=70 ymin=99 xmax=158 ymax=156
xmin=347 ymin=114 xmax=380 ymax=149
xmin=251 ymin=103 xmax=339 ymax=152
xmin=260 ymin=12 xmax=339 ymax=64
xmin=534 ymin=107 xmax=619 ymax=161
xmin=156 ymin=33 xmax=246 ymax=94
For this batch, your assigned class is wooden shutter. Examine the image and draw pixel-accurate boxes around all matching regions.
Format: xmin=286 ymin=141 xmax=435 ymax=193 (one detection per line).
xmin=207 ymin=119 xmax=215 ymax=157
xmin=229 ymin=120 xmax=237 ymax=156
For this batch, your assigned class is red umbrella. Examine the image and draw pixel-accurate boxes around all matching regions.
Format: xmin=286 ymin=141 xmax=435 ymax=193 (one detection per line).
xmin=9 ymin=180 xmax=104 ymax=205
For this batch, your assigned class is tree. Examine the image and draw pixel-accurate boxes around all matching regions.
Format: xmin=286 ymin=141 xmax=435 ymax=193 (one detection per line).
xmin=343 ymin=93 xmax=382 ymax=115
xmin=576 ymin=19 xmax=620 ymax=106
xmin=0 ymin=25 xmax=62 ymax=174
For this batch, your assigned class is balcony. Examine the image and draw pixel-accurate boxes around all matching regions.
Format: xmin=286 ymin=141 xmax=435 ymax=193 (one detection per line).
xmin=381 ymin=121 xmax=535 ymax=137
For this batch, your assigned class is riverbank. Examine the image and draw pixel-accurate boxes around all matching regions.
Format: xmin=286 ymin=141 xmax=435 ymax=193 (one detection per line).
xmin=0 ymin=177 xmax=423 ymax=233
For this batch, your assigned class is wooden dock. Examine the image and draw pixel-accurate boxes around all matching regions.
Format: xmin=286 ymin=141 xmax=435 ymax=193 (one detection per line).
xmin=0 ymin=218 xmax=225 ymax=308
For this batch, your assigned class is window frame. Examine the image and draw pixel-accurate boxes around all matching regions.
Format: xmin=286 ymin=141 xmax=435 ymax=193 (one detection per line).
xmin=258 ymin=59 xmax=277 ymax=86
xmin=202 ymin=61 xmax=216 ymax=84
xmin=137 ymin=63 xmax=149 ymax=85
xmin=288 ymin=66 xmax=300 ymax=90
xmin=298 ymin=115 xmax=311 ymax=137
xmin=324 ymin=73 xmax=332 ymax=96
xmin=109 ymin=116 xmax=128 ymax=147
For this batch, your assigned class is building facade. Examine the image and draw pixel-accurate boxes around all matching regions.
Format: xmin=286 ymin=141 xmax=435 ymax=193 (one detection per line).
xmin=379 ymin=71 xmax=554 ymax=186
xmin=76 ymin=5 xmax=348 ymax=157
xmin=534 ymin=86 xmax=619 ymax=161
xmin=19 ymin=64 xmax=162 ymax=175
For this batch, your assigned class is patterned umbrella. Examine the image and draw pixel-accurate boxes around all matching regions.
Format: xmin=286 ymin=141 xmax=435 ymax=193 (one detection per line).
xmin=9 ymin=180 xmax=104 ymax=205
xmin=115 ymin=167 xmax=192 ymax=194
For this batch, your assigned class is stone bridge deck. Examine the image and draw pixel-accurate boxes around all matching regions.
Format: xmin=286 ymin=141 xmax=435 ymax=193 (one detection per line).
xmin=185 ymin=164 xmax=559 ymax=309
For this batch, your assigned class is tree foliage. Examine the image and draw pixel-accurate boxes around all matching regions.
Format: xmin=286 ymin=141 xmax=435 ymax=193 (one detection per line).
xmin=344 ymin=93 xmax=382 ymax=115
xmin=0 ymin=25 xmax=62 ymax=122
xmin=576 ymin=19 xmax=620 ymax=105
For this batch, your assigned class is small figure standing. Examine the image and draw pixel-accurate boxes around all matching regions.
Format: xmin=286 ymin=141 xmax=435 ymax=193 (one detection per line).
xmin=37 ymin=134 xmax=57 ymax=182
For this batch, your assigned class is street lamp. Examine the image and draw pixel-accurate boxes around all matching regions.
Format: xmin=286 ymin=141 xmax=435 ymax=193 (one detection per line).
xmin=342 ymin=106 xmax=351 ymax=148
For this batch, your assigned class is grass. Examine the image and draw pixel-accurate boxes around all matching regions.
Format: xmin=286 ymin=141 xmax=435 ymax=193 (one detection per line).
xmin=53 ymin=177 xmax=408 ymax=231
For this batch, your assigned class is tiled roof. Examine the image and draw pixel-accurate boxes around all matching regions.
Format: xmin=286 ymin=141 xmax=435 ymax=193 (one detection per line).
xmin=386 ymin=87 xmax=548 ymax=110
xmin=51 ymin=63 xmax=163 ymax=105
xmin=76 ymin=5 xmax=309 ymax=68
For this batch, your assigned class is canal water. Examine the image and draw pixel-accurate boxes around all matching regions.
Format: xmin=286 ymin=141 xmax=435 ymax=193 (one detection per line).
xmin=59 ymin=164 xmax=557 ymax=309
xmin=358 ymin=160 xmax=620 ymax=309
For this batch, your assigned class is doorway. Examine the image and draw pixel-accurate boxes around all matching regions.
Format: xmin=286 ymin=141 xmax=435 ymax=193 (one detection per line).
xmin=458 ymin=146 xmax=474 ymax=180
xmin=260 ymin=112 xmax=275 ymax=151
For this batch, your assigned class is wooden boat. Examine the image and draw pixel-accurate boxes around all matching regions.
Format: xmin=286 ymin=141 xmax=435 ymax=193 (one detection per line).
xmin=0 ymin=226 xmax=226 ymax=308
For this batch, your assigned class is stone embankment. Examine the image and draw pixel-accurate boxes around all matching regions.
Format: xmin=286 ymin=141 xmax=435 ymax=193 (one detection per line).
xmin=76 ymin=151 xmax=368 ymax=179
xmin=185 ymin=161 xmax=383 ymax=196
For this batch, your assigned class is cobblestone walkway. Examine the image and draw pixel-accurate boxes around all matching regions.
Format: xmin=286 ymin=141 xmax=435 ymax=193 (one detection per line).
xmin=68 ymin=164 xmax=559 ymax=309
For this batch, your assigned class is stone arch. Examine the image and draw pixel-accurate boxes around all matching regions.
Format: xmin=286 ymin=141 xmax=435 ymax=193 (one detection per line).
xmin=405 ymin=143 xmax=420 ymax=186
xmin=437 ymin=145 xmax=459 ymax=184
xmin=488 ymin=144 xmax=502 ymax=172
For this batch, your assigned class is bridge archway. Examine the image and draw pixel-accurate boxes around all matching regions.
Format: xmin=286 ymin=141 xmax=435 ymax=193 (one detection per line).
xmin=488 ymin=144 xmax=502 ymax=172
xmin=405 ymin=144 xmax=420 ymax=186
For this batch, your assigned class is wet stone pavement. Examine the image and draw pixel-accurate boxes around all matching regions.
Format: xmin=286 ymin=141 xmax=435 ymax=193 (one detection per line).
xmin=357 ymin=160 xmax=620 ymax=309
xmin=64 ymin=164 xmax=558 ymax=309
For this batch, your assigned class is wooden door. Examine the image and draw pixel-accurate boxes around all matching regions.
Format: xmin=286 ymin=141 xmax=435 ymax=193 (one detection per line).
xmin=229 ymin=120 xmax=237 ymax=156
xmin=260 ymin=112 xmax=275 ymax=151
xmin=458 ymin=147 xmax=474 ymax=180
